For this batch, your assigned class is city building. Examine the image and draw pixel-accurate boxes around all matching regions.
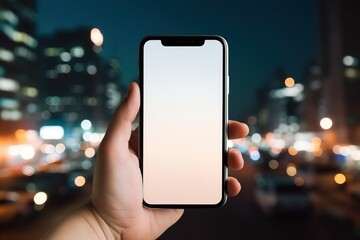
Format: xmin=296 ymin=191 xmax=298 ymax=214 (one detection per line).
xmin=257 ymin=0 xmax=360 ymax=147
xmin=102 ymin=57 xmax=122 ymax=121
xmin=38 ymin=28 xmax=122 ymax=139
xmin=254 ymin=68 xmax=303 ymax=137
xmin=317 ymin=0 xmax=360 ymax=145
xmin=0 ymin=0 xmax=39 ymax=135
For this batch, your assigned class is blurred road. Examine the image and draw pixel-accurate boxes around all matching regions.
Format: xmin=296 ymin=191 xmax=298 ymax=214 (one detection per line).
xmin=1 ymin=159 xmax=360 ymax=240
xmin=0 ymin=184 xmax=91 ymax=240
xmin=159 ymin=161 xmax=360 ymax=240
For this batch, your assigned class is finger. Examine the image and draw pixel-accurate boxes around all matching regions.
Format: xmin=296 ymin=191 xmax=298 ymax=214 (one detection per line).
xmin=228 ymin=120 xmax=249 ymax=140
xmin=226 ymin=177 xmax=241 ymax=197
xmin=227 ymin=148 xmax=244 ymax=170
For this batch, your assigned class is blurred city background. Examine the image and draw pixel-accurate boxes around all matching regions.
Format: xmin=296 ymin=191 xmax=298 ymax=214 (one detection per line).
xmin=0 ymin=0 xmax=360 ymax=239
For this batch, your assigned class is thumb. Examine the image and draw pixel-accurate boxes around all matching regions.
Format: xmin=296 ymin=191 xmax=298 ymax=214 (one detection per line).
xmin=101 ymin=82 xmax=140 ymax=152
xmin=92 ymin=82 xmax=140 ymax=213
xmin=115 ymin=82 xmax=140 ymax=126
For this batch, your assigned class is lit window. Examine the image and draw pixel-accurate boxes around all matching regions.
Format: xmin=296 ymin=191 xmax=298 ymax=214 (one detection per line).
xmin=0 ymin=10 xmax=19 ymax=25
xmin=15 ymin=47 xmax=36 ymax=61
xmin=22 ymin=87 xmax=38 ymax=97
xmin=71 ymin=47 xmax=84 ymax=58
xmin=343 ymin=55 xmax=358 ymax=67
xmin=45 ymin=96 xmax=61 ymax=106
xmin=87 ymin=65 xmax=97 ymax=75
xmin=0 ymin=48 xmax=15 ymax=62
xmin=56 ymin=64 xmax=71 ymax=74
xmin=1 ymin=109 xmax=22 ymax=120
xmin=83 ymin=97 xmax=97 ymax=106
xmin=46 ymin=70 xmax=58 ymax=79
xmin=344 ymin=68 xmax=359 ymax=79
xmin=0 ymin=98 xmax=19 ymax=109
xmin=44 ymin=48 xmax=60 ymax=57
xmin=2 ymin=25 xmax=37 ymax=48
xmin=0 ymin=77 xmax=19 ymax=92
xmin=60 ymin=52 xmax=71 ymax=62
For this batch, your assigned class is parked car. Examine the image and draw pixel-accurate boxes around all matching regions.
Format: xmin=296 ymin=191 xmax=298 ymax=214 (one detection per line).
xmin=254 ymin=172 xmax=313 ymax=217
xmin=346 ymin=181 xmax=360 ymax=200
xmin=296 ymin=162 xmax=353 ymax=191
xmin=0 ymin=190 xmax=36 ymax=225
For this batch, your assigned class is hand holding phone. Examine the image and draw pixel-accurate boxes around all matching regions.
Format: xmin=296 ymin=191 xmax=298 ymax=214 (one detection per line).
xmin=42 ymin=40 xmax=249 ymax=238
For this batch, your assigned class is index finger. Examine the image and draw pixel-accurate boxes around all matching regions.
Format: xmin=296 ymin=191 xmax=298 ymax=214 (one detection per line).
xmin=228 ymin=120 xmax=249 ymax=139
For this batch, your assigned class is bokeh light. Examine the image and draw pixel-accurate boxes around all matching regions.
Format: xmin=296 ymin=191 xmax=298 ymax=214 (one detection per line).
xmin=284 ymin=77 xmax=295 ymax=87
xmin=320 ymin=117 xmax=333 ymax=130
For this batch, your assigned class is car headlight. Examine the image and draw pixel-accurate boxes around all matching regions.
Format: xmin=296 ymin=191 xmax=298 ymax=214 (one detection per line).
xmin=334 ymin=173 xmax=346 ymax=185
xmin=34 ymin=192 xmax=48 ymax=205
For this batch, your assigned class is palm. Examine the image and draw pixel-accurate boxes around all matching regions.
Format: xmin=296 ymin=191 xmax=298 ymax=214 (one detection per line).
xmin=92 ymin=127 xmax=183 ymax=239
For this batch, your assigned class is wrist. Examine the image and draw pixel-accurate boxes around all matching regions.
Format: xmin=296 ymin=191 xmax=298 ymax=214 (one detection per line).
xmin=41 ymin=199 xmax=121 ymax=240
xmin=83 ymin=200 xmax=122 ymax=240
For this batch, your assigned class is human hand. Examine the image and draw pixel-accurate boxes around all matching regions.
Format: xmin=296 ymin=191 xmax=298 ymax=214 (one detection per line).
xmin=90 ymin=82 xmax=249 ymax=239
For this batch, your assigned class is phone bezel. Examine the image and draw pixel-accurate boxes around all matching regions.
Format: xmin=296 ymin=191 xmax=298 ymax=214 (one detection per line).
xmin=139 ymin=35 xmax=229 ymax=208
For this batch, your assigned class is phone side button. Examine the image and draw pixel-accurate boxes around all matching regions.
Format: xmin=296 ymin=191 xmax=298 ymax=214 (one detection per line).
xmin=227 ymin=76 xmax=230 ymax=95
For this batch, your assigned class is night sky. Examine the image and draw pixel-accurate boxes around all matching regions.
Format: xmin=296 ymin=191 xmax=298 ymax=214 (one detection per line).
xmin=36 ymin=0 xmax=317 ymax=121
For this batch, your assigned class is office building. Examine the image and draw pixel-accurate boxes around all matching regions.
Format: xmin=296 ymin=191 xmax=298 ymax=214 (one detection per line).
xmin=38 ymin=28 xmax=122 ymax=136
xmin=0 ymin=0 xmax=39 ymax=135
xmin=317 ymin=0 xmax=360 ymax=145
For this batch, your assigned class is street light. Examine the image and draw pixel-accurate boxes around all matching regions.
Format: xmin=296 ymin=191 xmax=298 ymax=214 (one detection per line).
xmin=320 ymin=117 xmax=333 ymax=130
xmin=284 ymin=77 xmax=295 ymax=88
xmin=90 ymin=28 xmax=104 ymax=46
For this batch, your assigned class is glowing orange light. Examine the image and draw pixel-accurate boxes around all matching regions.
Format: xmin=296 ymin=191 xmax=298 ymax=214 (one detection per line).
xmin=15 ymin=129 xmax=26 ymax=140
xmin=286 ymin=163 xmax=297 ymax=176
xmin=313 ymin=149 xmax=323 ymax=157
xmin=288 ymin=146 xmax=298 ymax=156
xmin=85 ymin=147 xmax=96 ymax=158
xmin=74 ymin=176 xmax=86 ymax=187
xmin=284 ymin=77 xmax=295 ymax=88
xmin=333 ymin=145 xmax=341 ymax=154
xmin=334 ymin=173 xmax=346 ymax=185
xmin=312 ymin=137 xmax=322 ymax=146
xmin=294 ymin=177 xmax=304 ymax=186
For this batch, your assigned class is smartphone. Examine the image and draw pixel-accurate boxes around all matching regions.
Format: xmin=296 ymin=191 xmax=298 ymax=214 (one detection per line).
xmin=139 ymin=35 xmax=228 ymax=208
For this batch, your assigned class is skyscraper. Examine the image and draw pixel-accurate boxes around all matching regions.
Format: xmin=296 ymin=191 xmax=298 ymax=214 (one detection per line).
xmin=38 ymin=28 xmax=121 ymax=137
xmin=0 ymin=0 xmax=39 ymax=135
xmin=317 ymin=0 xmax=360 ymax=145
